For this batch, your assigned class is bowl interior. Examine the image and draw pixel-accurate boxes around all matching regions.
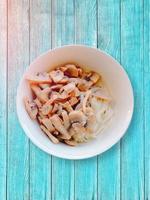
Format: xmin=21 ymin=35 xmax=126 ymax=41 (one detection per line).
xmin=17 ymin=45 xmax=133 ymax=159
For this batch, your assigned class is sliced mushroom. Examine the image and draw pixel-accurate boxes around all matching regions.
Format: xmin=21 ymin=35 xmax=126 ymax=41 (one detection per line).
xmin=69 ymin=87 xmax=80 ymax=98
xmin=38 ymin=110 xmax=45 ymax=119
xmin=41 ymin=117 xmax=55 ymax=132
xmin=69 ymin=127 xmax=76 ymax=137
xmin=64 ymin=140 xmax=77 ymax=146
xmin=61 ymin=102 xmax=73 ymax=112
xmin=59 ymin=91 xmax=69 ymax=100
xmin=82 ymin=71 xmax=92 ymax=80
xmin=40 ymin=125 xmax=59 ymax=144
xmin=24 ymin=97 xmax=38 ymax=120
xmin=82 ymin=90 xmax=91 ymax=113
xmin=69 ymin=110 xmax=87 ymax=126
xmin=77 ymin=79 xmax=93 ymax=91
xmin=90 ymin=72 xmax=100 ymax=84
xmin=46 ymin=92 xmax=60 ymax=105
xmin=26 ymin=72 xmax=52 ymax=84
xmin=58 ymin=76 xmax=69 ymax=84
xmin=37 ymin=115 xmax=43 ymax=124
xmin=61 ymin=82 xmax=76 ymax=94
xmin=31 ymin=85 xmax=51 ymax=103
xmin=51 ymin=84 xmax=63 ymax=91
xmin=64 ymin=64 xmax=79 ymax=77
xmin=59 ymin=66 xmax=67 ymax=72
xmin=71 ymin=123 xmax=88 ymax=143
xmin=34 ymin=98 xmax=42 ymax=108
xmin=50 ymin=114 xmax=71 ymax=139
xmin=40 ymin=102 xmax=53 ymax=115
xmin=69 ymin=97 xmax=79 ymax=106
xmin=78 ymin=68 xmax=83 ymax=76
xmin=51 ymin=103 xmax=59 ymax=114
xmin=39 ymin=83 xmax=51 ymax=89
xmin=62 ymin=110 xmax=70 ymax=129
xmin=68 ymin=78 xmax=80 ymax=85
xmin=49 ymin=70 xmax=64 ymax=83
xmin=57 ymin=104 xmax=63 ymax=115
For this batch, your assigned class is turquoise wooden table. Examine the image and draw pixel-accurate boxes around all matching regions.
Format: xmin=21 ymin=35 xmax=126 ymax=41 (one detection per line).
xmin=0 ymin=0 xmax=149 ymax=199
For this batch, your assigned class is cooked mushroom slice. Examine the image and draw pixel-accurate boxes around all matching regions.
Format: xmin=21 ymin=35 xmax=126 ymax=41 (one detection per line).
xmin=69 ymin=86 xmax=80 ymax=98
xmin=50 ymin=114 xmax=71 ymax=139
xmin=68 ymin=78 xmax=80 ymax=85
xmin=39 ymin=83 xmax=51 ymax=89
xmin=34 ymin=98 xmax=42 ymax=108
xmin=41 ymin=118 xmax=55 ymax=132
xmin=61 ymin=102 xmax=73 ymax=112
xmin=59 ymin=91 xmax=69 ymax=100
xmin=61 ymin=82 xmax=76 ymax=94
xmin=64 ymin=140 xmax=77 ymax=146
xmin=38 ymin=110 xmax=45 ymax=119
xmin=69 ymin=97 xmax=79 ymax=106
xmin=37 ymin=115 xmax=43 ymax=124
xmin=82 ymin=72 xmax=92 ymax=80
xmin=57 ymin=104 xmax=63 ymax=115
xmin=51 ymin=84 xmax=63 ymax=91
xmin=62 ymin=110 xmax=70 ymax=129
xmin=51 ymin=103 xmax=59 ymax=114
xmin=71 ymin=123 xmax=88 ymax=143
xmin=77 ymin=68 xmax=83 ymax=76
xmin=90 ymin=72 xmax=100 ymax=84
xmin=82 ymin=90 xmax=91 ymax=113
xmin=31 ymin=85 xmax=51 ymax=103
xmin=26 ymin=72 xmax=52 ymax=84
xmin=58 ymin=76 xmax=69 ymax=84
xmin=40 ymin=125 xmax=59 ymax=144
xmin=59 ymin=66 xmax=67 ymax=72
xmin=40 ymin=102 xmax=53 ymax=115
xmin=24 ymin=97 xmax=38 ymax=120
xmin=74 ymin=87 xmax=80 ymax=97
xmin=64 ymin=64 xmax=79 ymax=77
xmin=49 ymin=70 xmax=64 ymax=83
xmin=69 ymin=110 xmax=87 ymax=126
xmin=77 ymin=79 xmax=93 ymax=91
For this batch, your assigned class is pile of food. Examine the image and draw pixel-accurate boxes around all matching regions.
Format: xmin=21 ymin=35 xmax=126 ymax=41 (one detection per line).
xmin=24 ymin=64 xmax=113 ymax=146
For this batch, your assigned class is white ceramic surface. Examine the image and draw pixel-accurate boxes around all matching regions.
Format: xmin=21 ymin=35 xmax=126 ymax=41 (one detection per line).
xmin=16 ymin=45 xmax=134 ymax=160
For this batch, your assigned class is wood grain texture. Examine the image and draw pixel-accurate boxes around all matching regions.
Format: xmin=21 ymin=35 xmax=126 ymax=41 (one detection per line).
xmin=0 ymin=1 xmax=7 ymax=199
xmin=121 ymin=1 xmax=144 ymax=199
xmin=144 ymin=0 xmax=150 ymax=199
xmin=51 ymin=1 xmax=75 ymax=200
xmin=74 ymin=1 xmax=97 ymax=200
xmin=7 ymin=0 xmax=29 ymax=199
xmin=29 ymin=1 xmax=52 ymax=199
xmin=97 ymin=1 xmax=120 ymax=199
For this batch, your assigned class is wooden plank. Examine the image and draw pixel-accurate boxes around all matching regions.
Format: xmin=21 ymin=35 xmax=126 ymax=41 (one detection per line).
xmin=97 ymin=1 xmax=120 ymax=199
xmin=74 ymin=1 xmax=97 ymax=200
xmin=51 ymin=1 xmax=75 ymax=200
xmin=144 ymin=0 xmax=150 ymax=199
xmin=7 ymin=0 xmax=30 ymax=199
xmin=0 ymin=1 xmax=7 ymax=199
xmin=121 ymin=1 xmax=144 ymax=199
xmin=29 ymin=1 xmax=52 ymax=199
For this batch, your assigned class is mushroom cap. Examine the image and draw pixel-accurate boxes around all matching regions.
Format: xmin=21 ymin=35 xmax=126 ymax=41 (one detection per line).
xmin=69 ymin=110 xmax=87 ymax=126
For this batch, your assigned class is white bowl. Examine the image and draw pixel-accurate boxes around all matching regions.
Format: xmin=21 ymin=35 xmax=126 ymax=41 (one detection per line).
xmin=17 ymin=45 xmax=134 ymax=160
